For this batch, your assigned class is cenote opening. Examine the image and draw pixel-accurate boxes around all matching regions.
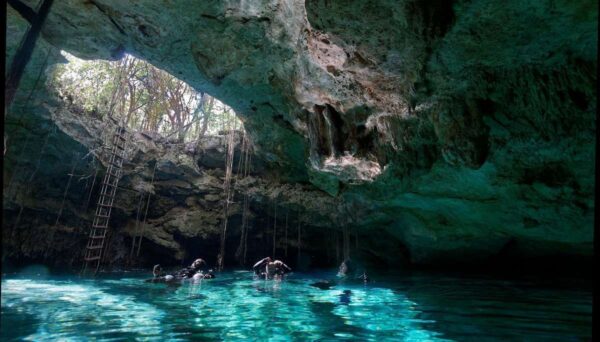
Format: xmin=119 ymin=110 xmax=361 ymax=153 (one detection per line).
xmin=3 ymin=1 xmax=595 ymax=341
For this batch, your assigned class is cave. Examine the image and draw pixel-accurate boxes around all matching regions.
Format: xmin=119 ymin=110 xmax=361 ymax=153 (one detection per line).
xmin=2 ymin=1 xmax=595 ymax=340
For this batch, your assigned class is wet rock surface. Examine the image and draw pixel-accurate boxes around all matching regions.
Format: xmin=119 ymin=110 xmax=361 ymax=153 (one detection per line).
xmin=3 ymin=1 xmax=596 ymax=270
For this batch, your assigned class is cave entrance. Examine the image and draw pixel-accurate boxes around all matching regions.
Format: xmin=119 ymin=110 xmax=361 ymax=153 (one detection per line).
xmin=47 ymin=52 xmax=253 ymax=271
xmin=52 ymin=51 xmax=243 ymax=142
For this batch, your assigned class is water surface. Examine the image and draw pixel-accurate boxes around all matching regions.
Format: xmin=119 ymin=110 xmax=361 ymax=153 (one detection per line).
xmin=1 ymin=269 xmax=591 ymax=341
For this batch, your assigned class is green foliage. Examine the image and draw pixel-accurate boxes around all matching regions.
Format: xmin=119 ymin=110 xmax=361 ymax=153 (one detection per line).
xmin=50 ymin=52 xmax=242 ymax=142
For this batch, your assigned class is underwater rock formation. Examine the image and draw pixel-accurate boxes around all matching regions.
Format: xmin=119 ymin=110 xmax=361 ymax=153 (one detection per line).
xmin=3 ymin=0 xmax=596 ymax=269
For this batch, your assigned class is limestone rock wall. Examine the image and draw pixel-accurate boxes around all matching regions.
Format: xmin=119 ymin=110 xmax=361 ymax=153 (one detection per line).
xmin=3 ymin=0 xmax=596 ymax=269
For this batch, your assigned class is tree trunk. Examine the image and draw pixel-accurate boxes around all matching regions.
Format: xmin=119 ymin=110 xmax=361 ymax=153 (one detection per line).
xmin=199 ymin=96 xmax=214 ymax=138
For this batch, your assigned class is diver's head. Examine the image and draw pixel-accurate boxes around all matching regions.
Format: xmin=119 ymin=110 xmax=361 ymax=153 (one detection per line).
xmin=191 ymin=258 xmax=206 ymax=269
xmin=153 ymin=264 xmax=162 ymax=277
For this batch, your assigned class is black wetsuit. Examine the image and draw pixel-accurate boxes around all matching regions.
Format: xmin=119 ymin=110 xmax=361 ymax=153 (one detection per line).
xmin=253 ymin=257 xmax=271 ymax=277
xmin=145 ymin=264 xmax=204 ymax=284
xmin=176 ymin=266 xmax=199 ymax=279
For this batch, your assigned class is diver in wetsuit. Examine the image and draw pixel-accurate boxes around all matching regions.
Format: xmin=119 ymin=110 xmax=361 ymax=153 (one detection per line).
xmin=145 ymin=264 xmax=171 ymax=283
xmin=337 ymin=259 xmax=356 ymax=278
xmin=176 ymin=258 xmax=207 ymax=279
xmin=253 ymin=257 xmax=272 ymax=278
xmin=183 ymin=258 xmax=219 ymax=283
xmin=310 ymin=260 xmax=369 ymax=290
xmin=253 ymin=257 xmax=292 ymax=279
xmin=145 ymin=258 xmax=208 ymax=284
xmin=266 ymin=260 xmax=292 ymax=280
xmin=153 ymin=264 xmax=163 ymax=278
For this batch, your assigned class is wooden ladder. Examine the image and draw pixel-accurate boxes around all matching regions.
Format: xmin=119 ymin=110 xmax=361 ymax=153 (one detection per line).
xmin=82 ymin=126 xmax=127 ymax=275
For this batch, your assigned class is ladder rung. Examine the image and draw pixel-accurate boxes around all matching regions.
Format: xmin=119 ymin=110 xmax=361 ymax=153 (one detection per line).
xmin=98 ymin=199 xmax=114 ymax=206
xmin=103 ymin=180 xmax=118 ymax=186
xmin=89 ymin=234 xmax=106 ymax=239
xmin=96 ymin=214 xmax=110 ymax=218
xmin=98 ymin=193 xmax=116 ymax=201
xmin=96 ymin=207 xmax=111 ymax=214
xmin=96 ymin=206 xmax=109 ymax=212
xmin=85 ymin=256 xmax=101 ymax=261
xmin=101 ymin=176 xmax=117 ymax=184
xmin=92 ymin=225 xmax=108 ymax=229
xmin=92 ymin=219 xmax=109 ymax=225
xmin=87 ymin=245 xmax=104 ymax=250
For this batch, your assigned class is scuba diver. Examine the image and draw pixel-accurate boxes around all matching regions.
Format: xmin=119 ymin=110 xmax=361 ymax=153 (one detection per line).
xmin=176 ymin=258 xmax=207 ymax=279
xmin=337 ymin=259 xmax=356 ymax=278
xmin=253 ymin=257 xmax=292 ymax=280
xmin=145 ymin=258 xmax=210 ymax=284
xmin=253 ymin=257 xmax=271 ymax=277
xmin=339 ymin=290 xmax=352 ymax=305
xmin=267 ymin=259 xmax=292 ymax=280
xmin=310 ymin=259 xmax=369 ymax=290
xmin=337 ymin=258 xmax=369 ymax=282
xmin=357 ymin=271 xmax=369 ymax=283
xmin=153 ymin=264 xmax=163 ymax=278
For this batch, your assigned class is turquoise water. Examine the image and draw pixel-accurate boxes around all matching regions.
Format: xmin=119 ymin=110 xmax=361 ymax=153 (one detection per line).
xmin=1 ymin=268 xmax=592 ymax=341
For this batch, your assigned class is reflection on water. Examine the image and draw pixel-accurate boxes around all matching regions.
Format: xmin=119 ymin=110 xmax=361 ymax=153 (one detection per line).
xmin=1 ymin=270 xmax=591 ymax=341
